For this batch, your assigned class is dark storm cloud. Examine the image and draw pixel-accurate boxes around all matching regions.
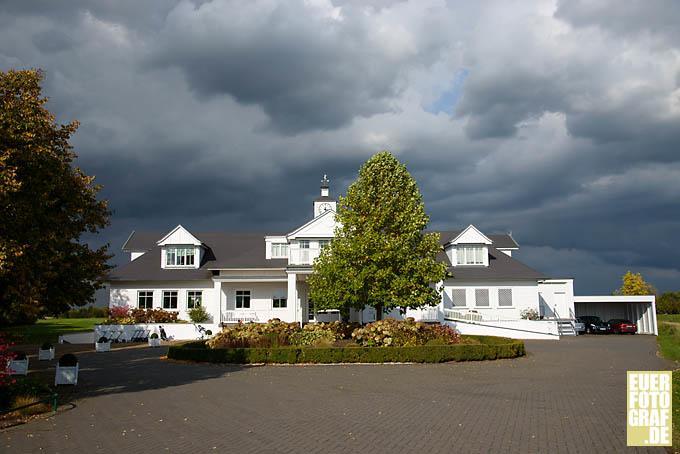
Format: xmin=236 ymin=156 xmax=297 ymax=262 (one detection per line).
xmin=1 ymin=0 xmax=679 ymax=293
xmin=148 ymin=0 xmax=449 ymax=133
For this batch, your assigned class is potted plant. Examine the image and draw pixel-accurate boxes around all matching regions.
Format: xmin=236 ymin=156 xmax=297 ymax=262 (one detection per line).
xmin=55 ymin=353 xmax=78 ymax=385
xmin=8 ymin=351 xmax=28 ymax=375
xmin=38 ymin=342 xmax=55 ymax=361
xmin=148 ymin=332 xmax=161 ymax=347
xmin=95 ymin=336 xmax=111 ymax=352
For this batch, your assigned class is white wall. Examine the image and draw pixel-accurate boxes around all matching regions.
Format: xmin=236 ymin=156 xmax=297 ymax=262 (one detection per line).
xmin=445 ymin=319 xmax=560 ymax=340
xmin=109 ymin=280 xmax=217 ymax=322
xmin=442 ymin=280 xmax=539 ymax=320
xmin=220 ymin=282 xmax=294 ymax=323
xmin=537 ymin=279 xmax=575 ymax=319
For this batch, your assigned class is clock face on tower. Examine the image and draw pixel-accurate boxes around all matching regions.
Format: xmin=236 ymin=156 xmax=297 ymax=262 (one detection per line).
xmin=319 ymin=202 xmax=332 ymax=212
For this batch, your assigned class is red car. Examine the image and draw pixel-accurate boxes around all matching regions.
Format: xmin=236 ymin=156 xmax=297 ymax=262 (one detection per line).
xmin=607 ymin=319 xmax=637 ymax=334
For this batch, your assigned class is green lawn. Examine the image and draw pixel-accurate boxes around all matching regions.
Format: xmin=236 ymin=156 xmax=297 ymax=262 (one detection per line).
xmin=0 ymin=318 xmax=105 ymax=344
xmin=656 ymin=318 xmax=680 ymax=451
xmin=658 ymin=314 xmax=680 ymax=324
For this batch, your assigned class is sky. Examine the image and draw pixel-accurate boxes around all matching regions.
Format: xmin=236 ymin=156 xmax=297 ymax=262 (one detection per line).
xmin=1 ymin=0 xmax=679 ymax=294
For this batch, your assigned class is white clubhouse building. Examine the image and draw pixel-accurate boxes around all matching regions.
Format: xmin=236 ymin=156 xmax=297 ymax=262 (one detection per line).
xmin=107 ymin=176 xmax=658 ymax=339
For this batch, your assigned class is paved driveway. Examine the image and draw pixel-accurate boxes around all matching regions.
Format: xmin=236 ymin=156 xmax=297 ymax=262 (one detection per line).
xmin=3 ymin=336 xmax=674 ymax=453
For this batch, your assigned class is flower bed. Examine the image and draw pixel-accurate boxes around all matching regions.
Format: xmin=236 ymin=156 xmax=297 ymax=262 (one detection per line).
xmin=168 ymin=336 xmax=525 ymax=364
xmin=103 ymin=307 xmax=180 ymax=325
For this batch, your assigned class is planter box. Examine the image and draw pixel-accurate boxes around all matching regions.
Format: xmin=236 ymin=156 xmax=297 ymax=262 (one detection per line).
xmin=8 ymin=358 xmax=29 ymax=375
xmin=148 ymin=337 xmax=161 ymax=347
xmin=55 ymin=364 xmax=79 ymax=385
xmin=95 ymin=341 xmax=111 ymax=352
xmin=38 ymin=348 xmax=55 ymax=361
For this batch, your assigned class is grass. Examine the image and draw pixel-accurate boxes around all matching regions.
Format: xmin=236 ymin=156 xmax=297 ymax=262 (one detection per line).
xmin=656 ymin=317 xmax=680 ymax=451
xmin=658 ymin=314 xmax=680 ymax=324
xmin=0 ymin=317 xmax=105 ymax=344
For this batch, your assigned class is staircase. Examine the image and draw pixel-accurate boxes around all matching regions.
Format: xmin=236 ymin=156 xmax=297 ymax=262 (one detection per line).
xmin=557 ymin=320 xmax=577 ymax=336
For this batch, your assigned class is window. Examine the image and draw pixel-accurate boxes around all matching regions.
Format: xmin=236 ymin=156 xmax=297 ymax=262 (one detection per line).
xmin=498 ymin=289 xmax=513 ymax=307
xmin=451 ymin=289 xmax=467 ymax=307
xmin=138 ymin=291 xmax=153 ymax=309
xmin=236 ymin=290 xmax=251 ymax=309
xmin=273 ymin=294 xmax=287 ymax=309
xmin=456 ymin=246 xmax=485 ymax=265
xmin=163 ymin=290 xmax=178 ymax=309
xmin=475 ymin=289 xmax=490 ymax=307
xmin=166 ymin=246 xmax=195 ymax=266
xmin=308 ymin=298 xmax=315 ymax=320
xmin=187 ymin=290 xmax=202 ymax=309
xmin=271 ymin=243 xmax=288 ymax=258
xmin=319 ymin=240 xmax=330 ymax=250
xmin=299 ymin=240 xmax=310 ymax=249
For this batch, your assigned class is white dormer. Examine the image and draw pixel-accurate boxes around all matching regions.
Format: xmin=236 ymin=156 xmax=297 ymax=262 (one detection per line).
xmin=313 ymin=174 xmax=337 ymax=217
xmin=286 ymin=209 xmax=338 ymax=265
xmin=446 ymin=225 xmax=492 ymax=267
xmin=157 ymin=225 xmax=203 ymax=269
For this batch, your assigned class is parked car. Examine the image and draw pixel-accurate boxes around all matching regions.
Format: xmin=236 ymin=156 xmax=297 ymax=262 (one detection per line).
xmin=607 ymin=319 xmax=637 ymax=334
xmin=573 ymin=320 xmax=586 ymax=334
xmin=577 ymin=316 xmax=610 ymax=334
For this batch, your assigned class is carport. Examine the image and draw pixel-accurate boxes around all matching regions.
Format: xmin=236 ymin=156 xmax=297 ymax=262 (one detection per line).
xmin=573 ymin=295 xmax=658 ymax=335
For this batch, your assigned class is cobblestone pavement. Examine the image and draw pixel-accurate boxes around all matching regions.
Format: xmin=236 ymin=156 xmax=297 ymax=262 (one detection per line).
xmin=3 ymin=335 xmax=674 ymax=453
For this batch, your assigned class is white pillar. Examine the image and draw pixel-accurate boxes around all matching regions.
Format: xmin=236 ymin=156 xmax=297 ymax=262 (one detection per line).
xmin=287 ymin=272 xmax=298 ymax=323
xmin=213 ymin=280 xmax=222 ymax=325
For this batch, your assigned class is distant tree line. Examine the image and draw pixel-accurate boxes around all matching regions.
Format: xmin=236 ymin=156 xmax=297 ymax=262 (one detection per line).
xmin=614 ymin=271 xmax=680 ymax=314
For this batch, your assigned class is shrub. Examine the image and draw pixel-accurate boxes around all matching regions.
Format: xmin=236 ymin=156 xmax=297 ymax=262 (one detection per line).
xmin=188 ymin=306 xmax=210 ymax=323
xmin=61 ymin=306 xmax=108 ymax=318
xmin=58 ymin=354 xmax=78 ymax=367
xmin=40 ymin=342 xmax=53 ymax=350
xmin=150 ymin=333 xmax=159 ymax=339
xmin=207 ymin=319 xmax=299 ymax=349
xmin=11 ymin=395 xmax=51 ymax=416
xmin=351 ymin=318 xmax=460 ymax=347
xmin=290 ymin=329 xmax=335 ymax=347
xmin=168 ymin=337 xmax=525 ymax=364
xmin=658 ymin=292 xmax=680 ymax=314
xmin=12 ymin=351 xmax=27 ymax=361
xmin=520 ymin=308 xmax=540 ymax=320
xmin=0 ymin=334 xmax=16 ymax=387
xmin=205 ymin=330 xmax=212 ymax=336
xmin=97 ymin=336 xmax=108 ymax=343
xmin=104 ymin=307 xmax=180 ymax=324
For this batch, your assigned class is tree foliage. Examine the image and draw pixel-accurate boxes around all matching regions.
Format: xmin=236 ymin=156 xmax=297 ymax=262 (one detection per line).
xmin=308 ymin=151 xmax=447 ymax=320
xmin=0 ymin=69 xmax=111 ymax=325
xmin=657 ymin=292 xmax=680 ymax=314
xmin=614 ymin=271 xmax=656 ymax=296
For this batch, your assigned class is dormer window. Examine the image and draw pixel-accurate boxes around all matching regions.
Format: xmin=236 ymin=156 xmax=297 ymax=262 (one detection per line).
xmin=166 ymin=246 xmax=195 ymax=267
xmin=271 ymin=243 xmax=288 ymax=258
xmin=456 ymin=246 xmax=485 ymax=265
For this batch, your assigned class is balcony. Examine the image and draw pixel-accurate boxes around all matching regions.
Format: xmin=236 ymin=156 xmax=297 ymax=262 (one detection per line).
xmin=289 ymin=246 xmax=321 ymax=266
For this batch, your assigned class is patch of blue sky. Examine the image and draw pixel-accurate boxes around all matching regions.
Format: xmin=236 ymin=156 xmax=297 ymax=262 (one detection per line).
xmin=426 ymin=69 xmax=469 ymax=115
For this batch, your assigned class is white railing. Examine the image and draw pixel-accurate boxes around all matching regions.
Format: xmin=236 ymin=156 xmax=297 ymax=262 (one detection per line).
xmin=289 ymin=247 xmax=320 ymax=265
xmin=443 ymin=309 xmax=484 ymax=322
xmin=412 ymin=307 xmax=440 ymax=322
xmin=221 ymin=311 xmax=259 ymax=323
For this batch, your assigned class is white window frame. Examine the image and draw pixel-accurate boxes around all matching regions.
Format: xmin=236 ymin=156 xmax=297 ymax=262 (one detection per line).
xmin=299 ymin=240 xmax=310 ymax=249
xmin=272 ymin=293 xmax=287 ymax=309
xmin=271 ymin=243 xmax=289 ymax=259
xmin=318 ymin=239 xmax=330 ymax=250
xmin=456 ymin=246 xmax=485 ymax=265
xmin=474 ymin=288 xmax=490 ymax=307
xmin=498 ymin=288 xmax=513 ymax=308
xmin=162 ymin=290 xmax=178 ymax=310
xmin=138 ymin=291 xmax=153 ymax=309
xmin=187 ymin=290 xmax=202 ymax=309
xmin=165 ymin=246 xmax=196 ymax=267
xmin=235 ymin=290 xmax=251 ymax=309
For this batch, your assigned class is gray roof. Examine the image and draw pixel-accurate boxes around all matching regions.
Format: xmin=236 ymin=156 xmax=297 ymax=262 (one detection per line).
xmin=314 ymin=195 xmax=335 ymax=202
xmin=110 ymin=229 xmax=539 ymax=282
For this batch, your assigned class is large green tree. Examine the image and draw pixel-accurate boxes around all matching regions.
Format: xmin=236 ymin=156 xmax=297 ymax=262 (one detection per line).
xmin=0 ymin=69 xmax=111 ymax=325
xmin=308 ymin=151 xmax=447 ymax=320
xmin=614 ymin=271 xmax=656 ymax=296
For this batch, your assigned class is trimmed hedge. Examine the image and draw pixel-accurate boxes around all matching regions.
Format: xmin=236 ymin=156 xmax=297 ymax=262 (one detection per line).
xmin=168 ymin=337 xmax=525 ymax=364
